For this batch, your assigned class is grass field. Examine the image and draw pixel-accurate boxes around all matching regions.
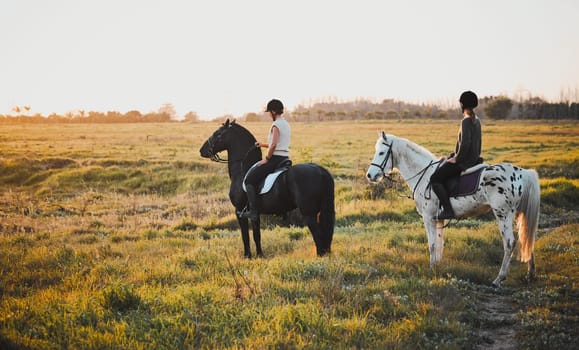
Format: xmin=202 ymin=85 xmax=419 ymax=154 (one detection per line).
xmin=0 ymin=119 xmax=578 ymax=349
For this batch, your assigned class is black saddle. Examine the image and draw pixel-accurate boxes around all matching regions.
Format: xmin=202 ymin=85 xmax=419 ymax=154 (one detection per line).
xmin=444 ymin=163 xmax=488 ymax=197
xmin=254 ymin=159 xmax=293 ymax=194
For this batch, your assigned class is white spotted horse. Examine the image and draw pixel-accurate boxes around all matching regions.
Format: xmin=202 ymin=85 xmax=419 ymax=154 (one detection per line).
xmin=366 ymin=132 xmax=540 ymax=287
xmin=200 ymin=119 xmax=335 ymax=258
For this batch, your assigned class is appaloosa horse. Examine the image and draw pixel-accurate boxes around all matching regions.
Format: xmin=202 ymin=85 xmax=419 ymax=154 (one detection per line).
xmin=366 ymin=132 xmax=540 ymax=287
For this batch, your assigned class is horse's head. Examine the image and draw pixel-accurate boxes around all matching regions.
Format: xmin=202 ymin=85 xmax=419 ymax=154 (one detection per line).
xmin=366 ymin=131 xmax=395 ymax=182
xmin=200 ymin=119 xmax=237 ymax=161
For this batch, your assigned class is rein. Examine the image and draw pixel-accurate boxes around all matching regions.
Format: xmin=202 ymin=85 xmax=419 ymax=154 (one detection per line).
xmin=206 ymin=130 xmax=259 ymax=164
xmin=209 ymin=145 xmax=259 ymax=165
xmin=404 ymin=160 xmax=441 ymax=200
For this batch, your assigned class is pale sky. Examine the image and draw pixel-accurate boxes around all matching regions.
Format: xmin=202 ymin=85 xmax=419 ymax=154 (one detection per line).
xmin=1 ymin=0 xmax=578 ymax=119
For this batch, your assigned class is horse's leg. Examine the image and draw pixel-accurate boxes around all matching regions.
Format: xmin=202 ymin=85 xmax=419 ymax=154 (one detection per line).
xmin=423 ymin=217 xmax=439 ymax=268
xmin=237 ymin=216 xmax=252 ymax=258
xmin=251 ymin=217 xmax=263 ymax=258
xmin=527 ymin=252 xmax=536 ymax=281
xmin=492 ymin=213 xmax=517 ymax=287
xmin=435 ymin=220 xmax=445 ymax=263
xmin=305 ymin=215 xmax=324 ymax=256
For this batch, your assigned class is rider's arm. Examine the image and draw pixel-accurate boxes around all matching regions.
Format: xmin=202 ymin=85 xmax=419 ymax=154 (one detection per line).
xmin=264 ymin=126 xmax=279 ymax=161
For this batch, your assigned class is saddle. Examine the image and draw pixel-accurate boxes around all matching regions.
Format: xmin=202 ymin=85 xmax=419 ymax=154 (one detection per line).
xmin=444 ymin=163 xmax=488 ymax=197
xmin=243 ymin=159 xmax=293 ymax=195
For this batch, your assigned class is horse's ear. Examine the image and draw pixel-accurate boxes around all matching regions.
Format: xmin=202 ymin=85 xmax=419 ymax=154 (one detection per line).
xmin=380 ymin=131 xmax=387 ymax=140
xmin=231 ymin=119 xmax=237 ymax=125
xmin=224 ymin=119 xmax=230 ymax=127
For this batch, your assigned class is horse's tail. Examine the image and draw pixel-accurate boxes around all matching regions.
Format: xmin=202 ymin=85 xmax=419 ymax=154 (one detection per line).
xmin=516 ymin=169 xmax=540 ymax=262
xmin=319 ymin=168 xmax=335 ymax=250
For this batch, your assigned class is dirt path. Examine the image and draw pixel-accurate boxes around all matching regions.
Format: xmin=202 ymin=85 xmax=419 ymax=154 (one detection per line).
xmin=474 ymin=287 xmax=520 ymax=350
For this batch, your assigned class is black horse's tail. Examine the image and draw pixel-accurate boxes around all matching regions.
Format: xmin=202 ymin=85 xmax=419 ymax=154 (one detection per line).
xmin=318 ymin=168 xmax=335 ymax=253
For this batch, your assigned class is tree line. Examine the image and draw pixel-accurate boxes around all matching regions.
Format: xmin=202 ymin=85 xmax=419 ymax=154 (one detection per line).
xmin=278 ymin=97 xmax=579 ymax=122
xmin=0 ymin=103 xmax=200 ymax=124
xmin=2 ymin=96 xmax=577 ymax=124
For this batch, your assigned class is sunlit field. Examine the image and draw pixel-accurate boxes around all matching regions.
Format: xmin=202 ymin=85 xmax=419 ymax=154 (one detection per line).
xmin=1 ymin=119 xmax=577 ymax=349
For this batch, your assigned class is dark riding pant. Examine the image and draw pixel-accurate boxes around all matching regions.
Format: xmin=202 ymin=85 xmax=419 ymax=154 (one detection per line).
xmin=241 ymin=155 xmax=289 ymax=220
xmin=430 ymin=161 xmax=462 ymax=218
xmin=245 ymin=155 xmax=289 ymax=187
xmin=430 ymin=161 xmax=462 ymax=185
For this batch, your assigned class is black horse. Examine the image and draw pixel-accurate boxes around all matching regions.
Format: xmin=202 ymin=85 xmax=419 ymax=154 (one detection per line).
xmin=199 ymin=119 xmax=335 ymax=257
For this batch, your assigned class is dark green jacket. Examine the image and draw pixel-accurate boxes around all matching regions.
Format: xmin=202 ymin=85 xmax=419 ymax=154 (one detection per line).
xmin=454 ymin=116 xmax=482 ymax=170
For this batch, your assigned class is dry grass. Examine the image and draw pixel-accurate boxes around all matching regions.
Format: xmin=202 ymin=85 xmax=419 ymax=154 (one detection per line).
xmin=0 ymin=119 xmax=577 ymax=349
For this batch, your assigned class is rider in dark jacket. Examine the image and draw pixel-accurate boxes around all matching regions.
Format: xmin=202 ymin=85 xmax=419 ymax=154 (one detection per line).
xmin=430 ymin=91 xmax=482 ymax=220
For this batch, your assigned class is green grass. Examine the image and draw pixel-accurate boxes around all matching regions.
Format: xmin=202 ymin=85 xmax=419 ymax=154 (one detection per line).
xmin=0 ymin=120 xmax=578 ymax=349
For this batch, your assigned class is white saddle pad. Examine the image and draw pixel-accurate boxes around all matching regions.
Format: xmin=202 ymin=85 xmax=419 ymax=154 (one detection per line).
xmin=242 ymin=162 xmax=289 ymax=194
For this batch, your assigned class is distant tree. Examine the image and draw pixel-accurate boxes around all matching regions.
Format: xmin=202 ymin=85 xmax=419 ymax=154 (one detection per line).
xmin=325 ymin=111 xmax=336 ymax=119
xmin=143 ymin=112 xmax=171 ymax=123
xmin=244 ymin=112 xmax=260 ymax=122
xmin=484 ymin=96 xmax=513 ymax=119
xmin=437 ymin=110 xmax=448 ymax=119
xmin=158 ymin=103 xmax=177 ymax=120
xmin=106 ymin=111 xmax=123 ymax=122
xmin=88 ymin=111 xmax=106 ymax=122
xmin=183 ymin=111 xmax=200 ymax=122
xmin=386 ymin=110 xmax=398 ymax=119
xmin=124 ymin=110 xmax=143 ymax=122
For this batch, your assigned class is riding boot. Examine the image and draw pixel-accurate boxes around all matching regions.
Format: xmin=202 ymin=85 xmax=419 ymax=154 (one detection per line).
xmin=240 ymin=185 xmax=259 ymax=221
xmin=432 ymin=183 xmax=455 ymax=220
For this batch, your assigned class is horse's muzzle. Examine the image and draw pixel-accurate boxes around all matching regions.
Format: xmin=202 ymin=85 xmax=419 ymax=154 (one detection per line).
xmin=366 ymin=171 xmax=382 ymax=183
xmin=199 ymin=141 xmax=213 ymax=158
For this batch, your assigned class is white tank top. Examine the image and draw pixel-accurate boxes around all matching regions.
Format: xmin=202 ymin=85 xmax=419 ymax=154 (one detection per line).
xmin=269 ymin=117 xmax=290 ymax=156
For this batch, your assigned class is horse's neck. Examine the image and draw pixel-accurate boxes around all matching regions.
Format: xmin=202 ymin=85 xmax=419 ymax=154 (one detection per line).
xmin=227 ymin=159 xmax=243 ymax=183
xmin=226 ymin=130 xmax=259 ymax=182
xmin=394 ymin=139 xmax=436 ymax=189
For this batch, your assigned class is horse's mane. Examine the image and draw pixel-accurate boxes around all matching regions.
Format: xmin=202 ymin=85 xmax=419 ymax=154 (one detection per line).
xmin=395 ymin=135 xmax=436 ymax=161
xmin=230 ymin=122 xmax=257 ymax=143
xmin=229 ymin=122 xmax=261 ymax=172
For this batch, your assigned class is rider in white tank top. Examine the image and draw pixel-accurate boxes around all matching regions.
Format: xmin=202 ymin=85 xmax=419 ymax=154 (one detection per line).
xmin=240 ymin=99 xmax=291 ymax=221
xmin=270 ymin=117 xmax=290 ymax=156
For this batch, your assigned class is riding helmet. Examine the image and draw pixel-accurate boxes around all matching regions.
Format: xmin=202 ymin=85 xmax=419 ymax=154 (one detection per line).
xmin=459 ymin=91 xmax=478 ymax=109
xmin=265 ymin=99 xmax=284 ymax=115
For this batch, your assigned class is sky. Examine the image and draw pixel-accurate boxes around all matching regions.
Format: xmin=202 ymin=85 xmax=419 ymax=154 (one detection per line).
xmin=1 ymin=0 xmax=578 ymax=119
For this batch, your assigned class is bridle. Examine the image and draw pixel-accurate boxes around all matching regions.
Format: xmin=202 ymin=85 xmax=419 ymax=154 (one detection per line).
xmin=206 ymin=132 xmax=229 ymax=163
xmin=206 ymin=128 xmax=259 ymax=165
xmin=369 ymin=137 xmax=441 ymax=200
xmin=369 ymin=139 xmax=394 ymax=177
